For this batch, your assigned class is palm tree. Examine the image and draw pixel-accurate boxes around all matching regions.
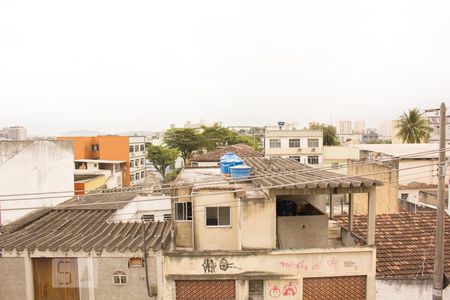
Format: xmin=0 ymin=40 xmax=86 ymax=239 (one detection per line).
xmin=396 ymin=108 xmax=432 ymax=143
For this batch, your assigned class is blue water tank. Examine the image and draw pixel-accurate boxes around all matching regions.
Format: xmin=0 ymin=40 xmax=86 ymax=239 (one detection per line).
xmin=220 ymin=152 xmax=244 ymax=174
xmin=230 ymin=165 xmax=252 ymax=179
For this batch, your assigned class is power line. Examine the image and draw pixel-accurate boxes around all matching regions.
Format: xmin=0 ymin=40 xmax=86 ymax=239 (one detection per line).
xmin=0 ymin=160 xmax=444 ymax=212
xmin=0 ymin=147 xmax=447 ymax=202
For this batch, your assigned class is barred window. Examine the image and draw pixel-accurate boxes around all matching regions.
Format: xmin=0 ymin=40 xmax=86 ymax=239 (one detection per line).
xmin=289 ymin=139 xmax=301 ymax=148
xmin=249 ymin=280 xmax=264 ymax=296
xmin=269 ymin=139 xmax=281 ymax=148
xmin=112 ymin=271 xmax=127 ymax=285
xmin=308 ymin=138 xmax=319 ymax=148
xmin=307 ymin=155 xmax=319 ymax=165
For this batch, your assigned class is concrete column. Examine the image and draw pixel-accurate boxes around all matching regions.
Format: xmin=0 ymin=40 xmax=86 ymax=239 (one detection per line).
xmin=348 ymin=193 xmax=354 ymax=233
xmin=236 ymin=279 xmax=248 ymax=300
xmin=24 ymin=251 xmax=34 ymax=300
xmin=86 ymin=256 xmax=96 ymax=300
xmin=329 ymin=194 xmax=334 ymax=219
xmin=367 ymin=188 xmax=376 ymax=246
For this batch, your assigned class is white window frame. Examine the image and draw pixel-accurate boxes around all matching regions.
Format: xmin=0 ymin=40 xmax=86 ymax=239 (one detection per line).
xmin=307 ymin=138 xmax=319 ymax=148
xmin=112 ymin=271 xmax=127 ymax=286
xmin=269 ymin=139 xmax=281 ymax=148
xmin=175 ymin=202 xmax=192 ymax=221
xmin=205 ymin=206 xmax=231 ymax=227
xmin=289 ymin=139 xmax=301 ymax=148
xmin=289 ymin=156 xmax=301 ymax=162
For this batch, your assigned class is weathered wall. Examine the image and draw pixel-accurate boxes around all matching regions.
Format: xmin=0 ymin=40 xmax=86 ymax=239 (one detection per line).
xmin=348 ymin=160 xmax=400 ymax=214
xmin=163 ymin=248 xmax=376 ymax=300
xmin=174 ymin=187 xmax=193 ymax=248
xmin=194 ymin=190 xmax=239 ymax=251
xmin=0 ymin=258 xmax=28 ymax=300
xmin=377 ymin=279 xmax=450 ymax=300
xmin=0 ymin=141 xmax=74 ymax=224
xmin=94 ymin=256 xmax=157 ymax=300
xmin=241 ymin=197 xmax=276 ymax=249
xmin=278 ymin=215 xmax=328 ymax=249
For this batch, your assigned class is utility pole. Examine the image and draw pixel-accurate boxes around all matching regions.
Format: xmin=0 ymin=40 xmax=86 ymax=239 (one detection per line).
xmin=433 ymin=102 xmax=446 ymax=300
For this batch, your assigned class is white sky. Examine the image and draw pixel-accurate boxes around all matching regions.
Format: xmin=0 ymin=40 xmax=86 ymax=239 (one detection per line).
xmin=1 ymin=0 xmax=449 ymax=135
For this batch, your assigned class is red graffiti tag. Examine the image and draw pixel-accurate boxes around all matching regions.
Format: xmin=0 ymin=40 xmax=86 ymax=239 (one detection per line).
xmin=282 ymin=282 xmax=298 ymax=296
xmin=269 ymin=285 xmax=281 ymax=298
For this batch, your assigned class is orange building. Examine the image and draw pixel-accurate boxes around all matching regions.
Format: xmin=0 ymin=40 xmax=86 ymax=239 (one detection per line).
xmin=58 ymin=136 xmax=146 ymax=187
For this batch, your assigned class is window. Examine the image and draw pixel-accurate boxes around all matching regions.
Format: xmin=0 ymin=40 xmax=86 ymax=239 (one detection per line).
xmin=142 ymin=214 xmax=154 ymax=222
xmin=128 ymin=257 xmax=144 ymax=268
xmin=206 ymin=207 xmax=231 ymax=226
xmin=130 ymin=160 xmax=134 ymax=167
xmin=141 ymin=171 xmax=145 ymax=178
xmin=176 ymin=202 xmax=192 ymax=221
xmin=112 ymin=271 xmax=127 ymax=285
xmin=269 ymin=139 xmax=281 ymax=148
xmin=249 ymin=280 xmax=264 ymax=297
xmin=134 ymin=145 xmax=139 ymax=152
xmin=331 ymin=162 xmax=339 ymax=169
xmin=130 ymin=174 xmax=135 ymax=181
xmin=289 ymin=156 xmax=301 ymax=162
xmin=135 ymin=159 xmax=139 ymax=166
xmin=135 ymin=173 xmax=140 ymax=180
xmin=401 ymin=193 xmax=409 ymax=200
xmin=140 ymin=158 xmax=144 ymax=165
xmin=308 ymin=138 xmax=319 ymax=148
xmin=91 ymin=144 xmax=99 ymax=151
xmin=307 ymin=155 xmax=319 ymax=165
xmin=163 ymin=214 xmax=172 ymax=221
xmin=289 ymin=139 xmax=301 ymax=148
xmin=140 ymin=144 xmax=144 ymax=151
xmin=129 ymin=146 xmax=134 ymax=153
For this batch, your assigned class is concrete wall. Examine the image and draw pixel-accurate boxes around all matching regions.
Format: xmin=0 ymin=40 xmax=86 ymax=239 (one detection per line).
xmin=0 ymin=257 xmax=28 ymax=300
xmin=377 ymin=279 xmax=450 ymax=300
xmin=0 ymin=141 xmax=75 ymax=224
xmin=194 ymin=190 xmax=239 ymax=251
xmin=163 ymin=247 xmax=376 ymax=300
xmin=174 ymin=187 xmax=193 ymax=248
xmin=241 ymin=198 xmax=276 ymax=249
xmin=278 ymin=215 xmax=328 ymax=249
xmin=348 ymin=160 xmax=400 ymax=215
xmin=94 ymin=256 xmax=157 ymax=300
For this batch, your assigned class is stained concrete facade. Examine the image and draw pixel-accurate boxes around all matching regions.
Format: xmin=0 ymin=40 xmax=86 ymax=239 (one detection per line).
xmin=0 ymin=140 xmax=75 ymax=225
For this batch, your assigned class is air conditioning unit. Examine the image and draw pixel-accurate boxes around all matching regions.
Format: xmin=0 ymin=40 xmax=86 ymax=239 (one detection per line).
xmin=311 ymin=148 xmax=316 ymax=152
xmin=297 ymin=148 xmax=302 ymax=152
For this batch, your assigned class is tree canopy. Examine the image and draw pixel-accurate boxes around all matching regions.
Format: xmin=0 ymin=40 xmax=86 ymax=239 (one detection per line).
xmin=163 ymin=128 xmax=203 ymax=164
xmin=200 ymin=125 xmax=262 ymax=151
xmin=396 ymin=108 xmax=431 ymax=143
xmin=146 ymin=144 xmax=179 ymax=179
xmin=309 ymin=122 xmax=340 ymax=146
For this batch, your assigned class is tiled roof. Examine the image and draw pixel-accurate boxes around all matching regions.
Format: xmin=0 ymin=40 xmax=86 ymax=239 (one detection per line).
xmin=191 ymin=144 xmax=262 ymax=162
xmin=58 ymin=191 xmax=138 ymax=210
xmin=244 ymin=157 xmax=383 ymax=190
xmin=335 ymin=212 xmax=450 ymax=279
xmin=0 ymin=209 xmax=171 ymax=252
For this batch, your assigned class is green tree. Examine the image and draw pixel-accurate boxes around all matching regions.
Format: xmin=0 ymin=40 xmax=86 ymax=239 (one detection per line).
xmin=396 ymin=108 xmax=432 ymax=143
xmin=146 ymin=144 xmax=179 ymax=179
xmin=163 ymin=128 xmax=203 ymax=164
xmin=200 ymin=125 xmax=237 ymax=151
xmin=309 ymin=123 xmax=340 ymax=146
xmin=233 ymin=135 xmax=262 ymax=151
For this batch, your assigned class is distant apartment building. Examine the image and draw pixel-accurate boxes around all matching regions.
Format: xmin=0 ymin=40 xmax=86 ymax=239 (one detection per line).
xmin=182 ymin=120 xmax=222 ymax=129
xmin=0 ymin=126 xmax=27 ymax=140
xmin=377 ymin=121 xmax=392 ymax=139
xmin=361 ymin=130 xmax=379 ymax=144
xmin=264 ymin=126 xmax=323 ymax=165
xmin=353 ymin=120 xmax=365 ymax=134
xmin=424 ymin=108 xmax=450 ymax=144
xmin=337 ymin=120 xmax=352 ymax=135
xmin=57 ymin=135 xmax=146 ymax=187
xmin=0 ymin=140 xmax=74 ymax=225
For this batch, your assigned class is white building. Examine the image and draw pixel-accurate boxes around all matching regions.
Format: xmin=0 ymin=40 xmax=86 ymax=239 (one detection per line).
xmin=0 ymin=126 xmax=27 ymax=141
xmin=377 ymin=121 xmax=392 ymax=139
xmin=424 ymin=108 xmax=450 ymax=144
xmin=0 ymin=140 xmax=74 ymax=225
xmin=337 ymin=120 xmax=352 ymax=135
xmin=128 ymin=136 xmax=146 ymax=185
xmin=353 ymin=120 xmax=366 ymax=134
xmin=264 ymin=126 xmax=323 ymax=165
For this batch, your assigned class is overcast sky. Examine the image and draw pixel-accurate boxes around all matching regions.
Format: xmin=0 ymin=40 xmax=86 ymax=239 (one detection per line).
xmin=1 ymin=0 xmax=449 ymax=135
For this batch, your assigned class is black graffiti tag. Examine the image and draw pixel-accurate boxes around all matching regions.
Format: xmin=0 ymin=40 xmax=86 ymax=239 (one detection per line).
xmin=219 ymin=258 xmax=241 ymax=271
xmin=202 ymin=258 xmax=216 ymax=274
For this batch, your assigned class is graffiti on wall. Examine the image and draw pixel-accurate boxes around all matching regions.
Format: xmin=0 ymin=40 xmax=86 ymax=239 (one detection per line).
xmin=268 ymin=281 xmax=299 ymax=298
xmin=278 ymin=256 xmax=355 ymax=273
xmin=202 ymin=257 xmax=240 ymax=274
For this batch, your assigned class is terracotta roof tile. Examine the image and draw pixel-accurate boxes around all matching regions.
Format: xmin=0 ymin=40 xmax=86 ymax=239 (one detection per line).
xmin=336 ymin=212 xmax=450 ymax=279
xmin=191 ymin=144 xmax=262 ymax=162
